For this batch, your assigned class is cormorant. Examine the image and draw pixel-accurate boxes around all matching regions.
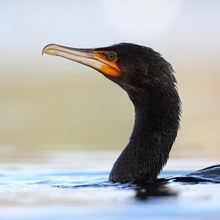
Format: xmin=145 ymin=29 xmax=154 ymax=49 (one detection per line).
xmin=42 ymin=43 xmax=181 ymax=183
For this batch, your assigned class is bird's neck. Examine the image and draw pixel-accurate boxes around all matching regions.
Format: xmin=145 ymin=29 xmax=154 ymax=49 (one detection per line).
xmin=109 ymin=89 xmax=180 ymax=183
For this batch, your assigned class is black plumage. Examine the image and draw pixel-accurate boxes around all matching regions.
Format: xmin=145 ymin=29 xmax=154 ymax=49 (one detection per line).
xmin=43 ymin=43 xmax=181 ymax=183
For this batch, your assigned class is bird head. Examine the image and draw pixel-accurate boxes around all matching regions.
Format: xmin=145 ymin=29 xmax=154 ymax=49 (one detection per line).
xmin=43 ymin=43 xmax=176 ymax=103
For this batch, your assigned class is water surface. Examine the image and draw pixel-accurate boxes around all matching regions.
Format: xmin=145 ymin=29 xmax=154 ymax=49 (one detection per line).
xmin=0 ymin=151 xmax=219 ymax=220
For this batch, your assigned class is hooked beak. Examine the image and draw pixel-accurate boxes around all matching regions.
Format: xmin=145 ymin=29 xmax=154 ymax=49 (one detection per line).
xmin=42 ymin=44 xmax=121 ymax=78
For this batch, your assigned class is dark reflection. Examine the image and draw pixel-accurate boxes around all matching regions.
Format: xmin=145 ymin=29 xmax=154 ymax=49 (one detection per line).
xmin=135 ymin=180 xmax=177 ymax=201
xmin=134 ymin=165 xmax=220 ymax=201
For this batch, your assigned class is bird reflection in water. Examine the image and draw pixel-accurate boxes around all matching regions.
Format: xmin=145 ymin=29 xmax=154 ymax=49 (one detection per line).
xmin=135 ymin=181 xmax=177 ymax=201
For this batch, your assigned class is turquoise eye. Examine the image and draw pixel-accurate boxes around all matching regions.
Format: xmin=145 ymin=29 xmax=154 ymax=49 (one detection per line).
xmin=107 ymin=52 xmax=117 ymax=61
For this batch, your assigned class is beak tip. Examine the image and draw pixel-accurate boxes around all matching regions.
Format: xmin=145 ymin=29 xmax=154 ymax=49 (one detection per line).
xmin=42 ymin=44 xmax=58 ymax=56
xmin=42 ymin=44 xmax=49 ymax=56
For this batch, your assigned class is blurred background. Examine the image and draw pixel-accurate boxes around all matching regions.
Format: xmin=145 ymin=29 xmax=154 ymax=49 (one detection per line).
xmin=0 ymin=0 xmax=220 ymax=161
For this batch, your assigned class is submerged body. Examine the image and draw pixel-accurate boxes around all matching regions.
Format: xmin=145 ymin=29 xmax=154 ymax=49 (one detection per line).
xmin=43 ymin=43 xmax=181 ymax=183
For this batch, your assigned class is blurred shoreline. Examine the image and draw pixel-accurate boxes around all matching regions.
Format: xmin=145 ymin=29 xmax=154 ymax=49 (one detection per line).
xmin=0 ymin=72 xmax=219 ymax=159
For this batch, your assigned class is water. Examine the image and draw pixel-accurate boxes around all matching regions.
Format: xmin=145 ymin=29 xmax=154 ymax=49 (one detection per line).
xmin=0 ymin=151 xmax=219 ymax=220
